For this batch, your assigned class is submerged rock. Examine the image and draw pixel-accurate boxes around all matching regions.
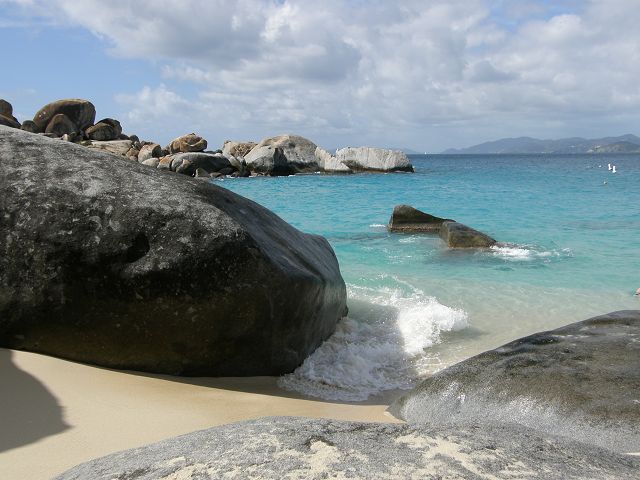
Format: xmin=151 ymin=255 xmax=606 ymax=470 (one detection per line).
xmin=32 ymin=98 xmax=96 ymax=132
xmin=336 ymin=146 xmax=414 ymax=172
xmin=0 ymin=126 xmax=347 ymax=376
xmin=388 ymin=205 xmax=453 ymax=232
xmin=54 ymin=417 xmax=640 ymax=480
xmin=439 ymin=221 xmax=496 ymax=248
xmin=390 ymin=310 xmax=640 ymax=453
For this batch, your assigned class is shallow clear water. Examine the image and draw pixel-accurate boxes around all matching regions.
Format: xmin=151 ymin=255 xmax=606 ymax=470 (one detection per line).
xmin=218 ymin=154 xmax=640 ymax=401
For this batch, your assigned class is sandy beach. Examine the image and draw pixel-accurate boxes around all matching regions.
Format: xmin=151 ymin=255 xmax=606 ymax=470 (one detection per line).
xmin=0 ymin=348 xmax=400 ymax=480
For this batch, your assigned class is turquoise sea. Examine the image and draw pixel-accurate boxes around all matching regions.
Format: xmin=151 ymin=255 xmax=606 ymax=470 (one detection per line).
xmin=219 ymin=154 xmax=640 ymax=401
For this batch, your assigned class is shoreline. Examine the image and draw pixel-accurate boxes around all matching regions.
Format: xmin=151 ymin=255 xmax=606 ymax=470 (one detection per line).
xmin=0 ymin=348 xmax=402 ymax=480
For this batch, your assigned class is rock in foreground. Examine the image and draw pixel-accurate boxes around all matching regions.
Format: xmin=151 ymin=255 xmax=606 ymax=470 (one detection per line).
xmin=388 ymin=205 xmax=454 ymax=232
xmin=54 ymin=417 xmax=639 ymax=480
xmin=336 ymin=146 xmax=414 ymax=172
xmin=390 ymin=310 xmax=640 ymax=453
xmin=0 ymin=126 xmax=347 ymax=376
xmin=439 ymin=221 xmax=496 ymax=248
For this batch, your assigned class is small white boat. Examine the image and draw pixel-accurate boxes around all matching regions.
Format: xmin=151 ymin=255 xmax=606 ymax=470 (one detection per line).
xmin=612 ymin=165 xmax=617 ymax=173
xmin=607 ymin=163 xmax=612 ymax=170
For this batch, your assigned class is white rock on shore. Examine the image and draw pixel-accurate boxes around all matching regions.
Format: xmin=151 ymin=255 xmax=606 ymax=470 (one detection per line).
xmin=336 ymin=146 xmax=414 ymax=172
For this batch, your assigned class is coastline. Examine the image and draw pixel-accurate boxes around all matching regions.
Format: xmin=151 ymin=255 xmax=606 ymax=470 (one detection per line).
xmin=0 ymin=348 xmax=401 ymax=480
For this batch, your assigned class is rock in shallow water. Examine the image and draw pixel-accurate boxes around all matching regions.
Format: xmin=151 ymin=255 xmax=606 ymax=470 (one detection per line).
xmin=0 ymin=126 xmax=347 ymax=376
xmin=387 ymin=204 xmax=454 ymax=232
xmin=390 ymin=310 xmax=640 ymax=453
xmin=439 ymin=221 xmax=497 ymax=248
xmin=53 ymin=417 xmax=640 ymax=480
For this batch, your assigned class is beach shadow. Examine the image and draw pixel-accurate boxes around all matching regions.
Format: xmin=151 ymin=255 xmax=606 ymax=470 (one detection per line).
xmin=0 ymin=349 xmax=70 ymax=453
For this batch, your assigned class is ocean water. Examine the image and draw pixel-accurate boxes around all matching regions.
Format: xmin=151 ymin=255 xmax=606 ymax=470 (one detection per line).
xmin=218 ymin=154 xmax=640 ymax=401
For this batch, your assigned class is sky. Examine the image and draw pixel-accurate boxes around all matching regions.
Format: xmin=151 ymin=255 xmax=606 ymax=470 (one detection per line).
xmin=1 ymin=0 xmax=639 ymax=152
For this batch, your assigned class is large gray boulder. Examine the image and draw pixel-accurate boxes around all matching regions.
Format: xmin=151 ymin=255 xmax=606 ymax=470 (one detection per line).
xmin=54 ymin=417 xmax=639 ymax=480
xmin=388 ymin=205 xmax=454 ymax=232
xmin=315 ymin=146 xmax=351 ymax=173
xmin=439 ymin=221 xmax=496 ymax=248
xmin=32 ymin=98 xmax=96 ymax=132
xmin=244 ymin=134 xmax=320 ymax=175
xmin=0 ymin=126 xmax=347 ymax=376
xmin=391 ymin=311 xmax=640 ymax=453
xmin=336 ymin=146 xmax=414 ymax=172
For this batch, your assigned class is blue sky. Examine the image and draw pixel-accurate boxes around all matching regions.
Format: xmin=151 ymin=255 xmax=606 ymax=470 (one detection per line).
xmin=1 ymin=0 xmax=639 ymax=152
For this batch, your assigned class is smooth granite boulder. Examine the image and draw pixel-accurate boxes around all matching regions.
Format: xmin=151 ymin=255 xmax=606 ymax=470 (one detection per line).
xmin=244 ymin=144 xmax=288 ymax=175
xmin=439 ymin=221 xmax=496 ymax=248
xmin=0 ymin=126 xmax=347 ymax=376
xmin=245 ymin=134 xmax=320 ymax=175
xmin=137 ymin=143 xmax=161 ymax=162
xmin=20 ymin=119 xmax=39 ymax=133
xmin=32 ymin=99 xmax=96 ymax=132
xmin=222 ymin=140 xmax=257 ymax=159
xmin=169 ymin=152 xmax=234 ymax=176
xmin=315 ymin=146 xmax=351 ymax=173
xmin=388 ymin=205 xmax=454 ymax=232
xmin=45 ymin=113 xmax=77 ymax=137
xmin=391 ymin=311 xmax=640 ymax=453
xmin=85 ymin=118 xmax=121 ymax=141
xmin=54 ymin=417 xmax=640 ymax=480
xmin=86 ymin=139 xmax=133 ymax=157
xmin=0 ymin=114 xmax=20 ymax=129
xmin=0 ymin=99 xmax=12 ymax=117
xmin=336 ymin=146 xmax=414 ymax=172
xmin=166 ymin=132 xmax=207 ymax=153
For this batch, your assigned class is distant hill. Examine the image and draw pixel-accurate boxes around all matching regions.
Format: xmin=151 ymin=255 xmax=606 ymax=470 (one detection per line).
xmin=587 ymin=141 xmax=640 ymax=153
xmin=443 ymin=134 xmax=640 ymax=154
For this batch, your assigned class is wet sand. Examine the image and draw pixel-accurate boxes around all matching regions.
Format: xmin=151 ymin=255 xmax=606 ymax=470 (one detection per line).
xmin=0 ymin=348 xmax=401 ymax=480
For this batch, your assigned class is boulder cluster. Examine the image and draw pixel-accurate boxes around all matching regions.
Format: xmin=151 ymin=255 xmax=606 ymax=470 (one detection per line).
xmin=1 ymin=98 xmax=414 ymax=178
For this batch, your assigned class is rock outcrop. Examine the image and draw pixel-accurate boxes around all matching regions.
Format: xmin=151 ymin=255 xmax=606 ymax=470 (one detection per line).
xmin=32 ymin=98 xmax=96 ymax=132
xmin=390 ymin=310 xmax=640 ymax=453
xmin=388 ymin=205 xmax=453 ymax=232
xmin=0 ymin=126 xmax=347 ymax=376
xmin=439 ymin=221 xmax=496 ymax=248
xmin=54 ymin=417 xmax=640 ymax=480
xmin=336 ymin=147 xmax=414 ymax=172
xmin=3 ymin=98 xmax=415 ymax=178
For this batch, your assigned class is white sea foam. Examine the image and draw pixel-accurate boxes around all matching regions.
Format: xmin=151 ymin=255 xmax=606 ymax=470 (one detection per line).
xmin=278 ymin=283 xmax=468 ymax=401
xmin=489 ymin=244 xmax=572 ymax=261
xmin=369 ymin=223 xmax=387 ymax=228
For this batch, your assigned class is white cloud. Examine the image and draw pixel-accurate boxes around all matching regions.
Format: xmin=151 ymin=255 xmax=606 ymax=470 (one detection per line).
xmin=6 ymin=0 xmax=640 ymax=150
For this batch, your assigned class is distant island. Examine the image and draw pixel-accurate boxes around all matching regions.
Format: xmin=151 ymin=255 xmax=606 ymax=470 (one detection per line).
xmin=442 ymin=134 xmax=640 ymax=154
